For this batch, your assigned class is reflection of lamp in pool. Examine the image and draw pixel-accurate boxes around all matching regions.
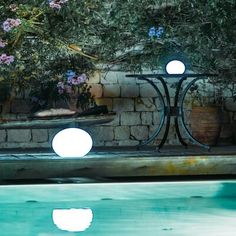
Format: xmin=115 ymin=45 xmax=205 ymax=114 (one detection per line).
xmin=53 ymin=208 xmax=93 ymax=232
xmin=52 ymin=128 xmax=93 ymax=157
xmin=165 ymin=60 xmax=186 ymax=74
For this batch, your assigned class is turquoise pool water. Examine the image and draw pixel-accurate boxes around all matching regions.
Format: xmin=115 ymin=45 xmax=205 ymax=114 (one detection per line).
xmin=0 ymin=181 xmax=236 ymax=235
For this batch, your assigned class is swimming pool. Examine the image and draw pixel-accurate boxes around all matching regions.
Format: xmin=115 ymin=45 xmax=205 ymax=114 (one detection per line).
xmin=0 ymin=180 xmax=236 ymax=235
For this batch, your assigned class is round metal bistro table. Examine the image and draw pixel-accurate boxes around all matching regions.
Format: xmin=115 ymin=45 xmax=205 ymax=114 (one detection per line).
xmin=126 ymin=73 xmax=217 ymax=150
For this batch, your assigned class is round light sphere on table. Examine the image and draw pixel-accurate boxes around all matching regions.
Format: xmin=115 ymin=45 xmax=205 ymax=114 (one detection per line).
xmin=166 ymin=60 xmax=186 ymax=74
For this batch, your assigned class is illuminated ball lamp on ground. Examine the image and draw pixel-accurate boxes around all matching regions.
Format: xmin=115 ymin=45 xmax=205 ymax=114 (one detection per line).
xmin=52 ymin=128 xmax=93 ymax=157
xmin=165 ymin=59 xmax=186 ymax=75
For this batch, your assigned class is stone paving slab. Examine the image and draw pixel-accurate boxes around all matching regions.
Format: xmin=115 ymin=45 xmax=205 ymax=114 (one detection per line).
xmin=0 ymin=145 xmax=236 ymax=160
xmin=0 ymin=146 xmax=236 ymax=180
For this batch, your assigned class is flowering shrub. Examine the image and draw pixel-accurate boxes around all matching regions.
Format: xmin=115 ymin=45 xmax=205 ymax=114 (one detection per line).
xmin=29 ymin=60 xmax=95 ymax=112
xmin=0 ymin=1 xmax=96 ymax=111
xmin=0 ymin=0 xmax=235 ymax=110
xmin=56 ymin=70 xmax=94 ymax=111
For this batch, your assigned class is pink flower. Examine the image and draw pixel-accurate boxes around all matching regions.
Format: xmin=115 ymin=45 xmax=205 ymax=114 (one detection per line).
xmin=0 ymin=54 xmax=7 ymax=60
xmin=71 ymin=77 xmax=80 ymax=85
xmin=49 ymin=3 xmax=62 ymax=9
xmin=78 ymin=73 xmax=87 ymax=83
xmin=49 ymin=0 xmax=68 ymax=9
xmin=14 ymin=19 xmax=21 ymax=26
xmin=5 ymin=55 xmax=14 ymax=65
xmin=70 ymin=74 xmax=87 ymax=85
xmin=2 ymin=18 xmax=21 ymax=32
xmin=0 ymin=54 xmax=14 ymax=65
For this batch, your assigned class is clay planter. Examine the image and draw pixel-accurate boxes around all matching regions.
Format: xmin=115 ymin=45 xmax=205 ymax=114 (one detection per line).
xmin=190 ymin=106 xmax=222 ymax=145
xmin=224 ymin=98 xmax=236 ymax=144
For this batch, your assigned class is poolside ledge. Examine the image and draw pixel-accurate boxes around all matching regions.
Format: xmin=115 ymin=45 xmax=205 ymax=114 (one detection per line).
xmin=0 ymin=146 xmax=236 ymax=180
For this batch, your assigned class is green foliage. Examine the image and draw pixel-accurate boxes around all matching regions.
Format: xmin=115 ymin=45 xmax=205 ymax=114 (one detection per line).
xmin=0 ymin=0 xmax=235 ymax=106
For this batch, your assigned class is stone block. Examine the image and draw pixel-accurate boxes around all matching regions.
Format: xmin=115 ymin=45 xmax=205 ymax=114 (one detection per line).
xmin=141 ymin=112 xmax=153 ymax=125
xmin=48 ymin=128 xmax=63 ymax=142
xmin=0 ymin=142 xmax=50 ymax=149
xmin=154 ymin=97 xmax=164 ymax=110
xmin=95 ymin=98 xmax=113 ymax=111
xmin=7 ymin=129 xmax=31 ymax=142
xmin=92 ymin=140 xmax=105 ymax=147
xmin=118 ymin=140 xmax=140 ymax=146
xmin=0 ymin=113 xmax=17 ymax=120
xmin=121 ymin=85 xmax=139 ymax=98
xmin=104 ymin=141 xmax=120 ymax=146
xmin=140 ymin=83 xmax=159 ymax=97
xmin=102 ymin=114 xmax=120 ymax=126
xmin=135 ymin=98 xmax=156 ymax=111
xmin=0 ymin=130 xmax=6 ymax=142
xmin=114 ymin=126 xmax=130 ymax=140
xmin=149 ymin=125 xmax=164 ymax=139
xmin=113 ymin=98 xmax=134 ymax=112
xmin=136 ymin=78 xmax=149 ymax=84
xmin=89 ymin=126 xmax=114 ymax=141
xmin=103 ymin=84 xmax=121 ymax=97
xmin=130 ymin=126 xmax=149 ymax=140
xmin=101 ymin=71 xmax=119 ymax=84
xmin=16 ymin=114 xmax=28 ymax=119
xmin=113 ymin=71 xmax=135 ymax=84
xmin=11 ymin=99 xmax=31 ymax=114
xmin=32 ymin=129 xmax=48 ymax=143
xmin=120 ymin=112 xmax=141 ymax=125
xmin=149 ymin=124 xmax=177 ymax=143
xmin=90 ymin=84 xmax=103 ymax=98
xmin=153 ymin=111 xmax=162 ymax=125
xmin=89 ymin=71 xmax=101 ymax=84
xmin=119 ymin=74 xmax=138 ymax=84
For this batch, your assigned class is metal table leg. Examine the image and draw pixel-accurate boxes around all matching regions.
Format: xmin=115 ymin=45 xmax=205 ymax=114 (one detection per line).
xmin=137 ymin=76 xmax=166 ymax=148
xmin=174 ymin=77 xmax=188 ymax=147
xmin=156 ymin=76 xmax=171 ymax=149
xmin=179 ymin=78 xmax=210 ymax=150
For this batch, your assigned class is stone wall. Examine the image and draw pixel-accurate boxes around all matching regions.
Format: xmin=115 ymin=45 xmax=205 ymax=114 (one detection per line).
xmin=85 ymin=71 xmax=183 ymax=147
xmin=0 ymin=71 xmax=234 ymax=149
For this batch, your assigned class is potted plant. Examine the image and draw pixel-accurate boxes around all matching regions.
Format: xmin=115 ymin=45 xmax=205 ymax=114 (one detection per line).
xmin=223 ymin=85 xmax=236 ymax=144
xmin=30 ymin=72 xmax=94 ymax=111
xmin=188 ymin=79 xmax=233 ymax=145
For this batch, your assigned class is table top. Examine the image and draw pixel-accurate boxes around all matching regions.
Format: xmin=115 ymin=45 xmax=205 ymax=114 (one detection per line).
xmin=126 ymin=73 xmax=218 ymax=78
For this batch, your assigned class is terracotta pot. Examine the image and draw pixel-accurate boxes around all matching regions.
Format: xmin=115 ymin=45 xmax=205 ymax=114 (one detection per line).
xmin=190 ymin=106 xmax=221 ymax=145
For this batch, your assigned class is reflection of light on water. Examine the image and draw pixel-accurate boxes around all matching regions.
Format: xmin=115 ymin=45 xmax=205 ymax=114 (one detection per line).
xmin=52 ymin=208 xmax=93 ymax=232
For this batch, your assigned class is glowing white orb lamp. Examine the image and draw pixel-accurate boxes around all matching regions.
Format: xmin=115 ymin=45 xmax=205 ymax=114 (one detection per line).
xmin=52 ymin=128 xmax=93 ymax=157
xmin=165 ymin=60 xmax=186 ymax=74
xmin=53 ymin=208 xmax=93 ymax=232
